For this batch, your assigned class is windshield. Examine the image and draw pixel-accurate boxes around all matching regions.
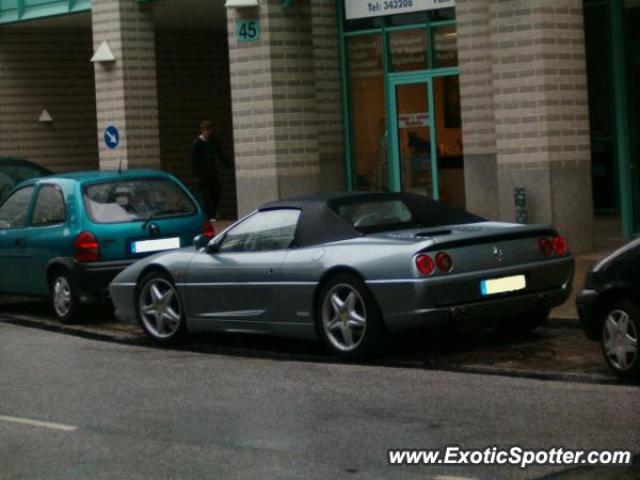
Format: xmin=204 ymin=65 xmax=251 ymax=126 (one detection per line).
xmin=83 ymin=178 xmax=196 ymax=224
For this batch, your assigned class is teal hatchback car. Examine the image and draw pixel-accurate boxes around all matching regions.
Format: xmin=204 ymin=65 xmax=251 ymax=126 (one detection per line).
xmin=0 ymin=169 xmax=214 ymax=322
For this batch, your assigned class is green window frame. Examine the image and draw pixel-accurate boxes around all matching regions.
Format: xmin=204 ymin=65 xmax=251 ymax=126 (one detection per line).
xmin=0 ymin=0 xmax=91 ymax=26
xmin=337 ymin=0 xmax=459 ymax=192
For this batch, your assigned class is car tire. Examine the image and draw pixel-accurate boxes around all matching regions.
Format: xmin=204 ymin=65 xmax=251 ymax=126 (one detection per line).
xmin=50 ymin=270 xmax=80 ymax=324
xmin=497 ymin=308 xmax=549 ymax=335
xmin=136 ymin=271 xmax=187 ymax=345
xmin=316 ymin=273 xmax=385 ymax=360
xmin=600 ymin=299 xmax=640 ymax=381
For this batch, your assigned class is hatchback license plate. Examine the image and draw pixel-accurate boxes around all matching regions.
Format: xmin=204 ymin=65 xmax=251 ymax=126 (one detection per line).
xmin=480 ymin=275 xmax=526 ymax=296
xmin=131 ymin=237 xmax=180 ymax=254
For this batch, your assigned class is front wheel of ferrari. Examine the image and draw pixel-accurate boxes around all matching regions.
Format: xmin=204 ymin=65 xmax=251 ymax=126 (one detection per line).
xmin=316 ymin=274 xmax=384 ymax=360
xmin=137 ymin=271 xmax=186 ymax=345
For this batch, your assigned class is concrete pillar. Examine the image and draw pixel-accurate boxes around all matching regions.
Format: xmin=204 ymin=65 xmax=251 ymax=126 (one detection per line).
xmin=310 ymin=0 xmax=345 ymax=192
xmin=457 ymin=0 xmax=499 ymax=219
xmin=91 ymin=0 xmax=160 ymax=170
xmin=457 ymin=0 xmax=593 ymax=252
xmin=227 ymin=0 xmax=321 ymax=215
xmin=491 ymin=0 xmax=593 ymax=252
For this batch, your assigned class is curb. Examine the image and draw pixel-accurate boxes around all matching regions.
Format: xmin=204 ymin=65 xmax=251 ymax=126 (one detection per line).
xmin=1 ymin=312 xmax=628 ymax=388
xmin=0 ymin=315 xmax=146 ymax=346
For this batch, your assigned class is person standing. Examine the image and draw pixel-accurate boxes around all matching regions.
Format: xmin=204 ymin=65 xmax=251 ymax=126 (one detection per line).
xmin=191 ymin=120 xmax=231 ymax=219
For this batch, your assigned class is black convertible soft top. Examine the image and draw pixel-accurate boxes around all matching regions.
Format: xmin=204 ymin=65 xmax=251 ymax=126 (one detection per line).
xmin=260 ymin=192 xmax=485 ymax=248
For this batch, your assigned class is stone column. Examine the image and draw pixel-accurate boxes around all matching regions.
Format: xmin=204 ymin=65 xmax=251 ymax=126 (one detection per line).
xmin=91 ymin=0 xmax=161 ymax=170
xmin=227 ymin=0 xmax=321 ymax=215
xmin=311 ymin=0 xmax=345 ymax=192
xmin=457 ymin=0 xmax=593 ymax=252
xmin=491 ymin=0 xmax=593 ymax=252
xmin=456 ymin=0 xmax=499 ymax=219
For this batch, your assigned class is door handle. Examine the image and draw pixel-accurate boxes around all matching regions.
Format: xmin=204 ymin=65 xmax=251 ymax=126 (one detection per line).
xmin=14 ymin=238 xmax=23 ymax=246
xmin=268 ymin=268 xmax=274 ymax=275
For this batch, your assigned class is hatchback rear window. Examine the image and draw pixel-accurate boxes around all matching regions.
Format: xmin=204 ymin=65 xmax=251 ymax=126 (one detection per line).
xmin=83 ymin=178 xmax=196 ymax=224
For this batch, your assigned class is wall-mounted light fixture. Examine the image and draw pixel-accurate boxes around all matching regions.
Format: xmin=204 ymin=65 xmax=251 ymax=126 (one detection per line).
xmin=91 ymin=41 xmax=116 ymax=63
xmin=38 ymin=109 xmax=53 ymax=123
xmin=224 ymin=0 xmax=259 ymax=7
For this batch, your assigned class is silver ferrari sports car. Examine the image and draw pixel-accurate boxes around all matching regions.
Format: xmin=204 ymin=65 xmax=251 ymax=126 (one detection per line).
xmin=110 ymin=192 xmax=574 ymax=359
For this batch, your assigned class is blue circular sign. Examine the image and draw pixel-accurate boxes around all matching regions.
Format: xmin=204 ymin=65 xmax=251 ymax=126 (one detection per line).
xmin=104 ymin=126 xmax=120 ymax=150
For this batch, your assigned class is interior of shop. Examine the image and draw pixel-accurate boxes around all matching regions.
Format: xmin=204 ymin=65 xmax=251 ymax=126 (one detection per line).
xmin=343 ymin=7 xmax=465 ymax=209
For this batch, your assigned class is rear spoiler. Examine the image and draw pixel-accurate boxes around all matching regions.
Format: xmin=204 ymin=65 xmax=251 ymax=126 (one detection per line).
xmin=419 ymin=225 xmax=557 ymax=252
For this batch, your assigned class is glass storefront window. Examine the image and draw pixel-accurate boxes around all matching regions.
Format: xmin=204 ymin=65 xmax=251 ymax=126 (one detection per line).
xmin=387 ymin=12 xmax=429 ymax=26
xmin=395 ymin=82 xmax=433 ymax=195
xmin=341 ymin=1 xmax=462 ymax=203
xmin=430 ymin=7 xmax=456 ymax=22
xmin=347 ymin=34 xmax=388 ymax=191
xmin=433 ymin=76 xmax=465 ymax=207
xmin=433 ymin=25 xmax=458 ymax=68
xmin=344 ymin=16 xmax=384 ymax=32
xmin=389 ymin=28 xmax=428 ymax=72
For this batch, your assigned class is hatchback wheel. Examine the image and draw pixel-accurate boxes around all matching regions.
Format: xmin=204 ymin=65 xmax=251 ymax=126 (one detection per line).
xmin=137 ymin=272 xmax=186 ymax=345
xmin=601 ymin=300 xmax=639 ymax=381
xmin=316 ymin=274 xmax=384 ymax=360
xmin=50 ymin=271 xmax=79 ymax=323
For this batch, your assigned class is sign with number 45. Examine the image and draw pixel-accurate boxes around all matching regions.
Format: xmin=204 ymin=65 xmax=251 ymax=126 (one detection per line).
xmin=236 ymin=19 xmax=260 ymax=43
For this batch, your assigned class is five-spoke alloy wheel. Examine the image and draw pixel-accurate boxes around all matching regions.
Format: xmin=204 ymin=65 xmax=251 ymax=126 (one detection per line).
xmin=137 ymin=271 xmax=186 ymax=344
xmin=317 ymin=273 xmax=383 ymax=360
xmin=601 ymin=300 xmax=639 ymax=380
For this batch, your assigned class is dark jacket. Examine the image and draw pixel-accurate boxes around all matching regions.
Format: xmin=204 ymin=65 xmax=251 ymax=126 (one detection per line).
xmin=191 ymin=137 xmax=230 ymax=187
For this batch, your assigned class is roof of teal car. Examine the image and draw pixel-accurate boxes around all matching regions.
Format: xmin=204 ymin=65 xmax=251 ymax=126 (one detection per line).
xmin=25 ymin=168 xmax=168 ymax=183
xmin=48 ymin=169 xmax=167 ymax=183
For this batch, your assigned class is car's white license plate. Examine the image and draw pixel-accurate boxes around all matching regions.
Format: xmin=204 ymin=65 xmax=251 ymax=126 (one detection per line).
xmin=131 ymin=237 xmax=180 ymax=254
xmin=480 ymin=274 xmax=526 ymax=296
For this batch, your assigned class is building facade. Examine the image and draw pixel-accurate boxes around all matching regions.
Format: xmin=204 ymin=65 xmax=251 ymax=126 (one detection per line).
xmin=0 ymin=0 xmax=637 ymax=252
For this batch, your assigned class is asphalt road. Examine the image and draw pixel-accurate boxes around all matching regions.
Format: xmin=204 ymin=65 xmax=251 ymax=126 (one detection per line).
xmin=1 ymin=322 xmax=639 ymax=480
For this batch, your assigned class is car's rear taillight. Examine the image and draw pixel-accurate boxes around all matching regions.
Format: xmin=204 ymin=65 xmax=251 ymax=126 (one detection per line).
xmin=552 ymin=235 xmax=568 ymax=256
xmin=203 ymin=219 xmax=215 ymax=238
xmin=435 ymin=252 xmax=453 ymax=273
xmin=539 ymin=238 xmax=553 ymax=257
xmin=415 ymin=254 xmax=435 ymax=276
xmin=73 ymin=231 xmax=100 ymax=262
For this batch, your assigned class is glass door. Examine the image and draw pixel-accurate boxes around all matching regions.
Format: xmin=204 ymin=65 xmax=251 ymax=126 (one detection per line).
xmin=388 ymin=75 xmax=437 ymax=197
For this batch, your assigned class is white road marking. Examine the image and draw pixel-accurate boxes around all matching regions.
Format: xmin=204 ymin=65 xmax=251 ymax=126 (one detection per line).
xmin=0 ymin=415 xmax=78 ymax=432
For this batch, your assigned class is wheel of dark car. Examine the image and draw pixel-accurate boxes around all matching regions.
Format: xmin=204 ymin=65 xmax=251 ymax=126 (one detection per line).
xmin=137 ymin=271 xmax=186 ymax=345
xmin=50 ymin=270 xmax=80 ymax=324
xmin=316 ymin=273 xmax=384 ymax=360
xmin=601 ymin=300 xmax=640 ymax=381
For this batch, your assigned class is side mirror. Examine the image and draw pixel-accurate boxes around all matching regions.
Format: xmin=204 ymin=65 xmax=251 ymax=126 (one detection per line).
xmin=193 ymin=234 xmax=210 ymax=251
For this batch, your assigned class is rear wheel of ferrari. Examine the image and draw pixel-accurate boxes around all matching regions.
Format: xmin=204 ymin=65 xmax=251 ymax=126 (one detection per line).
xmin=137 ymin=272 xmax=186 ymax=345
xmin=316 ymin=274 xmax=384 ymax=360
xmin=601 ymin=300 xmax=640 ymax=381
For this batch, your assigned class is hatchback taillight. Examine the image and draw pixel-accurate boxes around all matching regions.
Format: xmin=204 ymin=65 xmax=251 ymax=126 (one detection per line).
xmin=415 ymin=254 xmax=435 ymax=276
xmin=203 ymin=219 xmax=216 ymax=238
xmin=73 ymin=231 xmax=100 ymax=262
